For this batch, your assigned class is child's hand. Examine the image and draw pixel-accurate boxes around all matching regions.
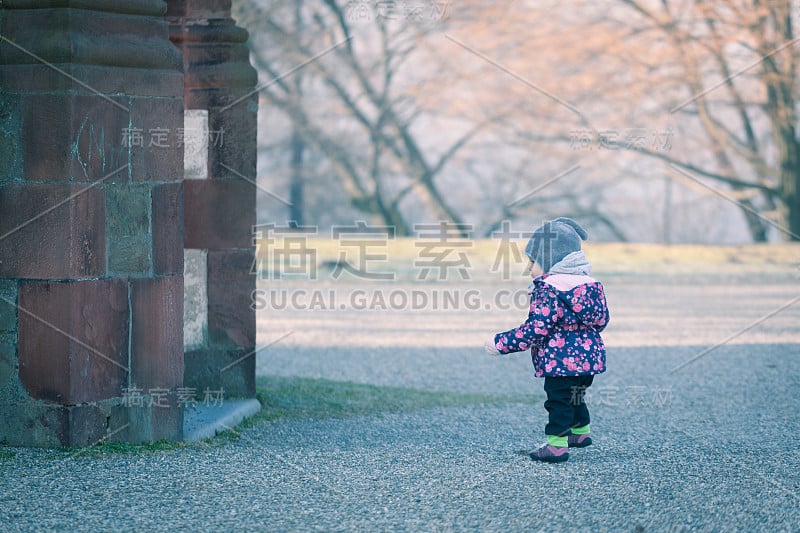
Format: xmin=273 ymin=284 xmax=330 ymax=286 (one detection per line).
xmin=484 ymin=337 xmax=500 ymax=356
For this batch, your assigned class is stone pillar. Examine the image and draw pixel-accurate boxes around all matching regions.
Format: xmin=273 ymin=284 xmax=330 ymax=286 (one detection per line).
xmin=168 ymin=1 xmax=258 ymax=400
xmin=0 ymin=0 xmax=185 ymax=446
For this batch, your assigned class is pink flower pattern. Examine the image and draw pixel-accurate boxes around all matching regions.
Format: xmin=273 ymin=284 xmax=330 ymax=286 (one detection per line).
xmin=493 ymin=275 xmax=609 ymax=378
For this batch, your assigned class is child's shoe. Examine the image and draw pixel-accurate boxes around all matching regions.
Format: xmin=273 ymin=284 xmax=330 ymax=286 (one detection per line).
xmin=568 ymin=433 xmax=592 ymax=448
xmin=529 ymin=444 xmax=569 ymax=463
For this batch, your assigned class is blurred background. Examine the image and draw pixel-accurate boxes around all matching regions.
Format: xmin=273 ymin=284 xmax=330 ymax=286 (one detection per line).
xmin=232 ymin=0 xmax=800 ymax=244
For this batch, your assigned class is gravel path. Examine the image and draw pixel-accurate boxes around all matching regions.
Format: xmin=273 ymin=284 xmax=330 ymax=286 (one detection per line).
xmin=2 ymin=273 xmax=799 ymax=532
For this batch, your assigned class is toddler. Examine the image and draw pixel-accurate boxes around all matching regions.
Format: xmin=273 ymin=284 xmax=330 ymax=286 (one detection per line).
xmin=485 ymin=218 xmax=609 ymax=463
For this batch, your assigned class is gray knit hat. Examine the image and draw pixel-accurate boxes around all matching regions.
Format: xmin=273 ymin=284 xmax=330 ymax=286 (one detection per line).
xmin=524 ymin=217 xmax=588 ymax=272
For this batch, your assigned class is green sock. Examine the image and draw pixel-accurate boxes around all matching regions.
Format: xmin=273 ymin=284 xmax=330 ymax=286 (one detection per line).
xmin=547 ymin=435 xmax=568 ymax=447
xmin=571 ymin=424 xmax=591 ymax=435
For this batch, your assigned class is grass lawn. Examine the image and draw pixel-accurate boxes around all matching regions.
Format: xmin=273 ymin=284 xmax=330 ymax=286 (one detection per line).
xmin=2 ymin=377 xmax=536 ymax=457
xmin=253 ymin=375 xmax=536 ymax=423
xmin=254 ymin=237 xmax=800 ymax=278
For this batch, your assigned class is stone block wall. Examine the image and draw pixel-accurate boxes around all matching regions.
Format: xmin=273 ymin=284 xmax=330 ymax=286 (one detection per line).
xmin=170 ymin=0 xmax=258 ymax=400
xmin=0 ymin=1 xmax=186 ymax=446
xmin=0 ymin=0 xmax=258 ymax=447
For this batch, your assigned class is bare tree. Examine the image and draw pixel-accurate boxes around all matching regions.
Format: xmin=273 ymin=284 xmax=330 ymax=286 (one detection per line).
xmin=608 ymin=0 xmax=798 ymax=241
xmin=444 ymin=0 xmax=799 ymax=242
xmin=236 ymin=0 xmax=798 ymax=242
xmin=237 ymin=0 xmax=499 ymax=235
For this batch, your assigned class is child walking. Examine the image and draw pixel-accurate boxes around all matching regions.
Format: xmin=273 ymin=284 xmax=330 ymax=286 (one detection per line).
xmin=485 ymin=218 xmax=609 ymax=463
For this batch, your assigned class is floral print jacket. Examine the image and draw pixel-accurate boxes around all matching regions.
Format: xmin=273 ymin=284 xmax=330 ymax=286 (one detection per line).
xmin=493 ymin=274 xmax=609 ymax=377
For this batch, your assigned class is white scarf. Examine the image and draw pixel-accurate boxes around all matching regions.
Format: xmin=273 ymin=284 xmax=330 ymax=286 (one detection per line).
xmin=548 ymin=250 xmax=593 ymax=276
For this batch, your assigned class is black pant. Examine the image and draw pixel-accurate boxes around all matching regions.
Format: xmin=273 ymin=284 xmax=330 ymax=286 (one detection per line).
xmin=543 ymin=375 xmax=594 ymax=437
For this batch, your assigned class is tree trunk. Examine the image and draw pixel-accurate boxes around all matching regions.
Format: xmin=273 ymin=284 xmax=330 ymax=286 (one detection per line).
xmin=289 ymin=128 xmax=305 ymax=224
xmin=777 ymin=130 xmax=800 ymax=241
xmin=288 ymin=0 xmax=305 ymax=225
xmin=764 ymin=0 xmax=799 ymax=241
